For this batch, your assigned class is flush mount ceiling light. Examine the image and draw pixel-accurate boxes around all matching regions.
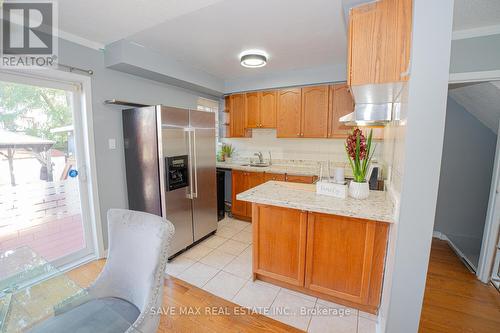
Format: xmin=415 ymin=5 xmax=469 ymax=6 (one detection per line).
xmin=239 ymin=50 xmax=268 ymax=68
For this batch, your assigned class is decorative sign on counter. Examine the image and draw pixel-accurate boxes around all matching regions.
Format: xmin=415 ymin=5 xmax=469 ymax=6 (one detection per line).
xmin=316 ymin=181 xmax=347 ymax=199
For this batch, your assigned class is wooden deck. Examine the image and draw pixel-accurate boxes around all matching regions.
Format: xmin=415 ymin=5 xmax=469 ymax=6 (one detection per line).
xmin=0 ymin=180 xmax=84 ymax=261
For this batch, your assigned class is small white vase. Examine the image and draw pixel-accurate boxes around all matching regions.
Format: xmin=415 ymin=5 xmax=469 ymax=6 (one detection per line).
xmin=349 ymin=181 xmax=369 ymax=200
xmin=225 ymin=157 xmax=232 ymax=163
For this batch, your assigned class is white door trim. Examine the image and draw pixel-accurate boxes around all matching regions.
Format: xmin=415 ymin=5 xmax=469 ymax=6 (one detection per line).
xmin=477 ymin=119 xmax=500 ymax=283
xmin=0 ymin=68 xmax=104 ymax=260
xmin=447 ymin=71 xmax=500 ymax=283
xmin=452 ymin=25 xmax=500 ymax=40
xmin=449 ymin=70 xmax=500 ymax=84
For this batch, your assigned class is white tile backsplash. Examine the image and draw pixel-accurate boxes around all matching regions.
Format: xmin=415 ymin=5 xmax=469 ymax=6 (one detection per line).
xmin=222 ymin=129 xmax=384 ymax=164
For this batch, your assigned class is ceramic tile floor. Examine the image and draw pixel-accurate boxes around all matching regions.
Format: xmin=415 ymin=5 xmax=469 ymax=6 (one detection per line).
xmin=165 ymin=217 xmax=378 ymax=333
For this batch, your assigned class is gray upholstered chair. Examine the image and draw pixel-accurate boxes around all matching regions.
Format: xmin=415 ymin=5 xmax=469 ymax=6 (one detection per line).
xmin=29 ymin=209 xmax=175 ymax=333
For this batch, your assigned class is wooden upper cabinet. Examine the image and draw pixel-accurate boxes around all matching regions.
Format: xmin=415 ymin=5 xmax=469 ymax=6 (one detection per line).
xmin=260 ymin=91 xmax=277 ymax=128
xmin=328 ymin=84 xmax=355 ymax=138
xmin=348 ymin=0 xmax=412 ymax=86
xmin=245 ymin=92 xmax=260 ymax=128
xmin=348 ymin=2 xmax=377 ymax=86
xmin=301 ymin=86 xmax=329 ymax=138
xmin=305 ymin=213 xmax=388 ymax=307
xmin=253 ymin=205 xmax=308 ymax=286
xmin=221 ymin=96 xmax=230 ymax=138
xmin=277 ymin=88 xmax=302 ymax=138
xmin=228 ymin=83 xmax=384 ymax=140
xmin=245 ymin=91 xmax=277 ymax=129
xmin=229 ymin=93 xmax=248 ymax=137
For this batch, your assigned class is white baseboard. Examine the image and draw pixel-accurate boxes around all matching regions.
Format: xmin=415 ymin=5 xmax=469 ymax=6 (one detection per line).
xmin=432 ymin=230 xmax=448 ymax=241
xmin=433 ymin=231 xmax=476 ymax=272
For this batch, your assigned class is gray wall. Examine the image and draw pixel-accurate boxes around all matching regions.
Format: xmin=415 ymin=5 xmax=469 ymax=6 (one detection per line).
xmin=58 ymin=39 xmax=215 ymax=249
xmin=450 ymin=34 xmax=500 ymax=74
xmin=105 ymin=39 xmax=224 ymax=95
xmin=434 ymin=97 xmax=496 ymax=240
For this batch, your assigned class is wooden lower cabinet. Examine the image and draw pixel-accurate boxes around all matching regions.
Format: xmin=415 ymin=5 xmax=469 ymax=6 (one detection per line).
xmin=246 ymin=172 xmax=265 ymax=217
xmin=305 ymin=213 xmax=388 ymax=309
xmin=285 ymin=174 xmax=316 ymax=184
xmin=264 ymin=173 xmax=286 ymax=181
xmin=232 ymin=171 xmax=314 ymax=220
xmin=231 ymin=170 xmax=264 ymax=220
xmin=231 ymin=170 xmax=248 ymax=218
xmin=252 ymin=205 xmax=307 ymax=286
xmin=252 ymin=204 xmax=389 ymax=313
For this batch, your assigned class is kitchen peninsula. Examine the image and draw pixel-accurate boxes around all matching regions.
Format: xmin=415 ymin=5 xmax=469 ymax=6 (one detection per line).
xmin=237 ymin=181 xmax=394 ymax=314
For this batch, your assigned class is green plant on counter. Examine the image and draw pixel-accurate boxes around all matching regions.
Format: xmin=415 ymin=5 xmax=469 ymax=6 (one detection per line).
xmin=345 ymin=128 xmax=376 ymax=183
xmin=216 ymin=150 xmax=224 ymax=162
xmin=221 ymin=144 xmax=235 ymax=159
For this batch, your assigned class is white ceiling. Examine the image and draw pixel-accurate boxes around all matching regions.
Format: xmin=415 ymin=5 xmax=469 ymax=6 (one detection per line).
xmin=57 ymin=0 xmax=500 ymax=82
xmin=58 ymin=0 xmax=225 ymax=45
xmin=453 ymin=0 xmax=500 ymax=31
xmin=126 ymin=0 xmax=345 ymax=81
xmin=449 ymin=81 xmax=500 ymax=134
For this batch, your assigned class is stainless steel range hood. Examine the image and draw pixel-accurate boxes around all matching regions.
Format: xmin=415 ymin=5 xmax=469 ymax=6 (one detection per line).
xmin=339 ymin=103 xmax=400 ymax=127
xmin=340 ymin=82 xmax=405 ymax=126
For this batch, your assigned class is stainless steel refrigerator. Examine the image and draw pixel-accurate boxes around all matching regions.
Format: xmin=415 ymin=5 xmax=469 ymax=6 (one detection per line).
xmin=122 ymin=105 xmax=217 ymax=256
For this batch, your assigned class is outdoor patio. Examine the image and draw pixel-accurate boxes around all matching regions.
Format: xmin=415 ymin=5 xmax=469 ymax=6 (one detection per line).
xmin=0 ymin=130 xmax=85 ymax=261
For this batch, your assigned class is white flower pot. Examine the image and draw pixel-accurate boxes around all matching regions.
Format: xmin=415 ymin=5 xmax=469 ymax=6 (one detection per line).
xmin=225 ymin=157 xmax=232 ymax=163
xmin=349 ymin=181 xmax=369 ymax=200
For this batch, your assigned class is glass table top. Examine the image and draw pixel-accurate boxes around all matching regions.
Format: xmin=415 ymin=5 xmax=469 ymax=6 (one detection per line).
xmin=0 ymin=247 xmax=140 ymax=333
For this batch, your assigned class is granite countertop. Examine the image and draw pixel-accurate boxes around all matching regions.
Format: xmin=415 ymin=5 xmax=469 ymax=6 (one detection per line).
xmin=216 ymin=161 xmax=351 ymax=177
xmin=236 ymin=181 xmax=395 ymax=223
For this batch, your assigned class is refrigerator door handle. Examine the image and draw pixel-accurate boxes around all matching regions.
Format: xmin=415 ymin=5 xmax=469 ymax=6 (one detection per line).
xmin=192 ymin=129 xmax=198 ymax=198
xmin=186 ymin=128 xmax=194 ymax=199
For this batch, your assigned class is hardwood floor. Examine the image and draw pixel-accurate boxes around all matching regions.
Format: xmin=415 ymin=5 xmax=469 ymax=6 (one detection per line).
xmin=419 ymin=239 xmax=500 ymax=333
xmin=66 ymin=260 xmax=301 ymax=333
xmin=66 ymin=238 xmax=500 ymax=333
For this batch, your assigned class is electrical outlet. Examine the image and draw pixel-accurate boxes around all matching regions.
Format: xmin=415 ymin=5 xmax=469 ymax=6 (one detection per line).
xmin=108 ymin=138 xmax=116 ymax=150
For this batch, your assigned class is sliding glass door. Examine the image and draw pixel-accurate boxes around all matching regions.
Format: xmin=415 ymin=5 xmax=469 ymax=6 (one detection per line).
xmin=0 ymin=73 xmax=96 ymax=266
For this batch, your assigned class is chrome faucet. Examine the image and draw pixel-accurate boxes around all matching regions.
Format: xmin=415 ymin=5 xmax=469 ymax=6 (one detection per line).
xmin=268 ymin=151 xmax=272 ymax=165
xmin=254 ymin=152 xmax=264 ymax=164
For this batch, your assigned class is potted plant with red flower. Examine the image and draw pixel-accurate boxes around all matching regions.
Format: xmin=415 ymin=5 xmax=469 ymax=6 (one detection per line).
xmin=345 ymin=128 xmax=375 ymax=199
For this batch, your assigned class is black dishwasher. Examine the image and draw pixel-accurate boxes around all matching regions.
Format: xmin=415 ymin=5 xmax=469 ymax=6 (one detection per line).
xmin=216 ymin=170 xmax=225 ymax=221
